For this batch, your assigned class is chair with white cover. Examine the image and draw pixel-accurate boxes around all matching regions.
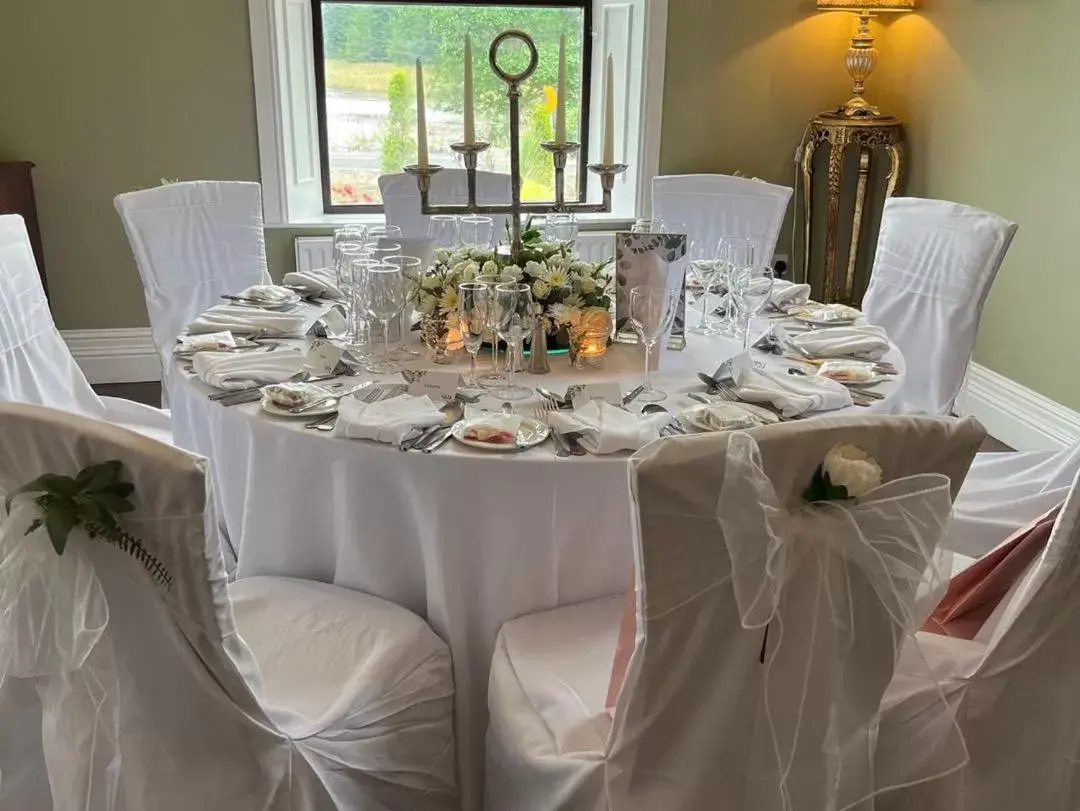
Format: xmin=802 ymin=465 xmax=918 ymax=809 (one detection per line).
xmin=379 ymin=170 xmax=512 ymax=240
xmin=943 ymin=440 xmax=1080 ymax=559
xmin=114 ymin=181 xmax=272 ymax=403
xmin=0 ymin=215 xmax=171 ymax=444
xmin=651 ymin=174 xmax=793 ymax=261
xmin=862 ymin=198 xmax=1018 ymax=416
xmin=878 ymin=464 xmax=1080 ymax=811
xmin=486 ymin=415 xmax=985 ymax=811
xmin=0 ymin=403 xmax=457 ymax=811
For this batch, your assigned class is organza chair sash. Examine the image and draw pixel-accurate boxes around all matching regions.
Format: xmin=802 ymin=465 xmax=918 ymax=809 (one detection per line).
xmin=0 ymin=496 xmax=120 ymax=810
xmin=715 ymin=431 xmax=967 ymax=810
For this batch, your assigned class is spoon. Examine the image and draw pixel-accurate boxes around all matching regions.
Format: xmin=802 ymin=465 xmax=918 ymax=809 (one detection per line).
xmin=697 ymin=371 xmax=723 ymax=392
xmin=642 ymin=403 xmax=686 ymax=436
xmin=536 ymin=387 xmax=570 ymax=408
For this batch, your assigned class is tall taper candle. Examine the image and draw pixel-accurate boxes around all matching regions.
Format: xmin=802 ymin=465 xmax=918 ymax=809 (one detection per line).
xmin=463 ymin=36 xmax=476 ymax=145
xmin=602 ymin=54 xmax=615 ymax=165
xmin=554 ymin=34 xmax=567 ymax=144
xmin=416 ymin=59 xmax=429 ymax=167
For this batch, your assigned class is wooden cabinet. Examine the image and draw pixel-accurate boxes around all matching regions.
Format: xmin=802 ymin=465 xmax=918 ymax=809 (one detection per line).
xmin=0 ymin=162 xmax=47 ymax=297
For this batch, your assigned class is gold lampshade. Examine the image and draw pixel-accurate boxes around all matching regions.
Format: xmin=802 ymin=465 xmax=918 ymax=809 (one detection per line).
xmin=817 ymin=0 xmax=915 ymax=118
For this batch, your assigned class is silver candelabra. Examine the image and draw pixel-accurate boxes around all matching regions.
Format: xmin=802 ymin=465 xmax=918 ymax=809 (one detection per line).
xmin=404 ymin=29 xmax=628 ymax=261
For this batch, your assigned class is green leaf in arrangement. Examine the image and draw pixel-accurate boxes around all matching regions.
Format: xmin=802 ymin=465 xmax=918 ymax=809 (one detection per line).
xmin=91 ymin=493 xmax=135 ymax=513
xmin=37 ymin=474 xmax=82 ymax=498
xmin=100 ymin=481 xmax=134 ymax=499
xmin=77 ymin=460 xmax=124 ymax=492
xmin=44 ymin=508 xmax=78 ymax=556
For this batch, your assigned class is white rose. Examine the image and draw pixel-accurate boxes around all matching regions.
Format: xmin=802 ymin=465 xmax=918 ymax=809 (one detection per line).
xmin=570 ymin=261 xmax=592 ymax=275
xmin=434 ymin=249 xmax=452 ymax=265
xmin=482 ymin=260 xmax=499 ymax=276
xmin=532 ymin=279 xmax=551 ymax=300
xmin=822 ymin=444 xmax=882 ymax=498
xmin=421 ymin=275 xmax=441 ymax=291
xmin=577 ymin=276 xmax=597 ymax=294
xmin=524 ymin=260 xmax=545 ymax=278
xmin=502 ymin=264 xmax=524 ymax=282
xmin=417 ymin=292 xmax=438 ymax=315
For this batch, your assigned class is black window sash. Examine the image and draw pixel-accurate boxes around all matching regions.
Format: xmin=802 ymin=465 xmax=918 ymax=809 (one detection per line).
xmin=311 ymin=0 xmax=593 ymax=214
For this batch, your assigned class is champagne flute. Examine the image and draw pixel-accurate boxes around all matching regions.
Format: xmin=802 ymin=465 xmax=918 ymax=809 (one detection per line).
xmin=384 ymin=255 xmax=423 ymax=360
xmin=363 ymin=262 xmax=405 ymax=373
xmin=493 ymin=282 xmax=534 ymax=401
xmin=428 ymin=215 xmax=460 ymax=248
xmin=629 ymin=286 xmax=681 ymax=403
xmin=730 ymin=265 xmax=775 ymax=349
xmin=457 ymin=282 xmax=491 ymax=391
xmin=476 ymin=273 xmax=505 ymax=387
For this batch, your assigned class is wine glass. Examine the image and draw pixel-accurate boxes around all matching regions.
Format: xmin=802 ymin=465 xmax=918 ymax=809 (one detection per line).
xmin=730 ymin=265 xmax=775 ymax=349
xmin=367 ymin=224 xmax=402 ymax=241
xmin=492 ymin=282 xmax=534 ymax=401
xmin=367 ymin=241 xmax=402 ymax=263
xmin=546 ymin=213 xmax=578 ymax=245
xmin=457 ymin=282 xmax=491 ymax=391
xmin=629 ymin=286 xmax=681 ymax=403
xmin=343 ymin=251 xmax=377 ymax=363
xmin=363 ymin=262 xmax=405 ymax=373
xmin=715 ymin=237 xmax=756 ymax=337
xmin=385 ymin=255 xmax=424 ymax=360
xmin=631 ymin=218 xmax=666 ymax=234
xmin=687 ymin=238 xmax=720 ymax=335
xmin=428 ymin=215 xmax=460 ymax=248
xmin=336 ymin=242 xmax=369 ymax=346
xmin=459 ymin=216 xmax=494 ymax=248
xmin=476 ymin=273 xmax=505 ymax=387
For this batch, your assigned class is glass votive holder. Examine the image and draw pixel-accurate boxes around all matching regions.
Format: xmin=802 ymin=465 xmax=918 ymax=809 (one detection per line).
xmin=569 ymin=310 xmax=612 ymax=370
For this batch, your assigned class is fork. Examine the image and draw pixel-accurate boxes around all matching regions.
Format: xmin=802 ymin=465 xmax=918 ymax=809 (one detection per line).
xmin=534 ymin=400 xmax=571 ymax=458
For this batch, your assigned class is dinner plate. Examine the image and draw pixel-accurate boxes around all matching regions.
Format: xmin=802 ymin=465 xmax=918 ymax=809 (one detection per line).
xmin=682 ymin=402 xmax=779 ymax=433
xmin=451 ymin=416 xmax=550 ymax=452
xmin=234 ymin=291 xmax=302 ymax=310
xmin=260 ymin=393 xmax=338 ymax=418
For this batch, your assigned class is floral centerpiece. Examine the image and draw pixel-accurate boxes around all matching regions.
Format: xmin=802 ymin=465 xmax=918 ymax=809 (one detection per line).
xmin=409 ymin=226 xmax=614 ymax=355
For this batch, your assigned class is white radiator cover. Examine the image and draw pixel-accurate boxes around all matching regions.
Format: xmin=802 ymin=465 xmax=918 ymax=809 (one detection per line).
xmin=294 ymin=233 xmax=616 ymax=273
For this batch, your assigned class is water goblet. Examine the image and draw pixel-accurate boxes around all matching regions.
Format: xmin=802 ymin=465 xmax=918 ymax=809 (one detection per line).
xmin=475 ymin=273 xmax=505 ymax=387
xmin=715 ymin=237 xmax=757 ymax=337
xmin=629 ymin=286 xmax=681 ymax=403
xmin=688 ymin=238 xmax=720 ymax=335
xmin=459 ymin=215 xmax=494 ymax=248
xmin=427 ymin=215 xmax=460 ymax=248
xmin=730 ymin=265 xmax=775 ymax=349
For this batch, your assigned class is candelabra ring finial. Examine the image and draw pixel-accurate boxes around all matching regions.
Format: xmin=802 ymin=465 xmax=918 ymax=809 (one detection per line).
xmin=488 ymin=30 xmax=539 ymax=87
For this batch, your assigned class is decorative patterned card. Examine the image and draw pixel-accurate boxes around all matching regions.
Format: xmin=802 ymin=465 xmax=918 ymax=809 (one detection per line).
xmin=613 ymin=232 xmax=688 ymax=369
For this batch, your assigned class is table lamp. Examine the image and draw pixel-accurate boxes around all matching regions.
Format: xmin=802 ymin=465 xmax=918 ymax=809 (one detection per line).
xmin=817 ymin=0 xmax=916 ymax=118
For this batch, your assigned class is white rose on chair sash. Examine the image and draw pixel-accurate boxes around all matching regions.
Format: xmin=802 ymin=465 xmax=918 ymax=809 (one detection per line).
xmin=716 ymin=431 xmax=968 ymax=811
xmin=0 ymin=496 xmax=121 ymax=810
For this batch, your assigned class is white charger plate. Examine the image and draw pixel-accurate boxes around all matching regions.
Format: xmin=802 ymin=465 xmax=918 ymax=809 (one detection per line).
xmin=451 ymin=416 xmax=550 ymax=451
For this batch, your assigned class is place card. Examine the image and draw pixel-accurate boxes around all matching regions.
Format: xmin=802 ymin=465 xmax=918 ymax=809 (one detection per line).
xmin=407 ymin=370 xmax=463 ymax=401
xmin=569 ymin=381 xmax=623 ymax=409
xmin=715 ymin=351 xmax=753 ymax=382
xmin=304 ymin=338 xmax=344 ymax=376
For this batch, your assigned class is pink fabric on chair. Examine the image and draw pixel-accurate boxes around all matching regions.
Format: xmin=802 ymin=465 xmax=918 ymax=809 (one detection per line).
xmin=923 ymin=504 xmax=1061 ymax=639
xmin=606 ymin=576 xmax=637 ymax=714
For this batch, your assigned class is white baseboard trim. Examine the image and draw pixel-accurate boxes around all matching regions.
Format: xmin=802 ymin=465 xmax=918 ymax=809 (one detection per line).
xmin=957 ymin=363 xmax=1080 ymax=452
xmin=62 ymin=328 xmax=161 ymax=385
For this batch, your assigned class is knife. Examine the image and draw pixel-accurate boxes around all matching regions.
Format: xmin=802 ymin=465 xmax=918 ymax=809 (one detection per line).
xmin=288 ymin=383 xmax=370 ymax=414
xmin=622 ymin=384 xmax=646 ymax=406
xmin=420 ymin=426 xmax=455 ymax=454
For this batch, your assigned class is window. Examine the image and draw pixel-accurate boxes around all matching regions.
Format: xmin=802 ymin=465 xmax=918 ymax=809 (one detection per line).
xmin=250 ymin=0 xmax=666 ymax=225
xmin=313 ymin=1 xmax=590 ymax=211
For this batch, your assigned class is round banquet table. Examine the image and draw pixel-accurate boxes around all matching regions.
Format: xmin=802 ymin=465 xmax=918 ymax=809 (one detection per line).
xmin=171 ymin=303 xmax=906 ymax=810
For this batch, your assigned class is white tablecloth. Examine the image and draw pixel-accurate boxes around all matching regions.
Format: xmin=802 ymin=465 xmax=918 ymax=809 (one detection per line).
xmin=171 ymin=304 xmax=905 ymax=810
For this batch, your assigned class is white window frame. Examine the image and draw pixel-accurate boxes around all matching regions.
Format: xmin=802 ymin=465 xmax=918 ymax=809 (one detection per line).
xmin=249 ymin=0 xmax=667 ymax=228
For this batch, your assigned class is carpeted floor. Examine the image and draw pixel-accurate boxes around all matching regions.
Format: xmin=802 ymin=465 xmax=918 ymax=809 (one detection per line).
xmin=91 ymin=382 xmax=1016 ymax=452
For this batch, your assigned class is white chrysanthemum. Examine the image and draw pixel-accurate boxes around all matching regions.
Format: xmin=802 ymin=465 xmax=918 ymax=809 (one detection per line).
xmin=544 ymin=268 xmax=570 ymax=289
xmin=482 ymin=260 xmax=499 ymax=276
xmin=576 ymin=276 xmax=597 ymax=295
xmin=434 ymin=249 xmax=452 ymax=265
xmin=823 ymin=444 xmax=882 ymax=498
xmin=417 ymin=292 xmax=438 ymax=315
xmin=532 ymin=279 xmax=551 ymax=300
xmin=438 ymin=287 xmax=459 ymax=314
xmin=563 ymin=292 xmax=584 ymax=309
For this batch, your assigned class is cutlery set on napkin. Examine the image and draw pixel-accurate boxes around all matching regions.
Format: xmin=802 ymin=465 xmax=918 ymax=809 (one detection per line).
xmin=282 ymin=267 xmax=344 ymax=300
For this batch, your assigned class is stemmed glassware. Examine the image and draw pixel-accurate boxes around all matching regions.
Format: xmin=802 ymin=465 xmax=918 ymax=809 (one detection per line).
xmin=715 ymin=237 xmax=756 ymax=337
xmin=730 ymin=265 xmax=775 ymax=349
xmin=631 ymin=218 xmax=666 ymax=234
xmin=384 ymin=255 xmax=423 ymax=360
xmin=366 ymin=224 xmax=402 ymax=242
xmin=459 ymin=216 xmax=494 ymax=248
xmin=688 ymin=238 xmax=720 ymax=334
xmin=492 ymin=282 xmax=534 ymax=401
xmin=545 ymin=213 xmax=578 ymax=245
xmin=457 ymin=282 xmax=491 ymax=391
xmin=629 ymin=286 xmax=681 ymax=403
xmin=428 ymin=215 xmax=460 ymax=248
xmin=475 ymin=273 xmax=505 ymax=387
xmin=344 ymin=250 xmax=377 ymax=363
xmin=363 ymin=262 xmax=405 ymax=373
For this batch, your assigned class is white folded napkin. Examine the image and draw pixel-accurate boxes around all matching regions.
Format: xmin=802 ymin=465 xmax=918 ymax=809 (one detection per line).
xmin=282 ymin=267 xmax=344 ymax=300
xmin=734 ymin=367 xmax=852 ymax=417
xmin=548 ymin=401 xmax=670 ymax=455
xmin=193 ymin=349 xmax=306 ymax=391
xmin=770 ymin=279 xmax=811 ymax=309
xmin=789 ymin=324 xmax=890 ymax=360
xmin=333 ymin=393 xmax=444 ymax=445
xmin=186 ymin=305 xmax=306 ymax=336
xmin=237 ymin=284 xmax=297 ymax=304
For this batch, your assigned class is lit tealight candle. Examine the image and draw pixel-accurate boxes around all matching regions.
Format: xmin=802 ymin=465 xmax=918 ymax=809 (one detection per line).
xmin=416 ymin=59 xmax=429 ymax=167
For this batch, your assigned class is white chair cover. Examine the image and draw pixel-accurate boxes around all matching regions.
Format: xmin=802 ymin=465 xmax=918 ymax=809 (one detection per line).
xmin=0 ymin=215 xmax=170 ymax=444
xmin=0 ymin=403 xmax=457 ymax=811
xmin=379 ymin=171 xmax=511 ymax=240
xmin=943 ymin=442 xmax=1080 ymax=558
xmin=862 ymin=198 xmax=1018 ymax=416
xmin=879 ymin=464 xmax=1080 ymax=811
xmin=486 ymin=415 xmax=985 ymax=811
xmin=114 ymin=181 xmax=272 ymax=401
xmin=651 ymin=174 xmax=793 ymax=262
